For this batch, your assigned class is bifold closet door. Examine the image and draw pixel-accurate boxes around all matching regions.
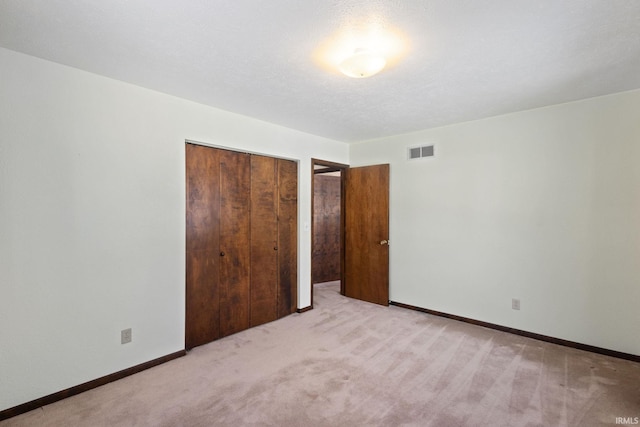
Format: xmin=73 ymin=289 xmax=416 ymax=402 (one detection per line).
xmin=277 ymin=159 xmax=298 ymax=317
xmin=250 ymin=155 xmax=279 ymax=326
xmin=250 ymin=156 xmax=298 ymax=326
xmin=187 ymin=145 xmax=298 ymax=347
xmin=219 ymin=150 xmax=251 ymax=337
xmin=186 ymin=144 xmax=221 ymax=348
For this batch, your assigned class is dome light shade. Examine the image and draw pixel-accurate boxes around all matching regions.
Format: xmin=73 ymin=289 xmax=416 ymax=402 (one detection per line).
xmin=338 ymin=48 xmax=387 ymax=78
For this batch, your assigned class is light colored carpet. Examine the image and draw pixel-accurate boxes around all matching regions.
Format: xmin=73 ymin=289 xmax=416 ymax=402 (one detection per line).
xmin=3 ymin=281 xmax=639 ymax=426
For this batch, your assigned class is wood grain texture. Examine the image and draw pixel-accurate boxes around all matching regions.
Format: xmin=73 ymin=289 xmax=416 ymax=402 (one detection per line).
xmin=185 ymin=251 xmax=220 ymax=347
xmin=186 ymin=145 xmax=298 ymax=346
xmin=185 ymin=144 xmax=221 ymax=348
xmin=277 ymin=159 xmax=298 ymax=317
xmin=219 ymin=150 xmax=251 ymax=337
xmin=250 ymin=155 xmax=279 ymax=326
xmin=185 ymin=144 xmax=220 ymax=253
xmin=344 ymin=164 xmax=390 ymax=306
xmin=312 ymin=174 xmax=341 ymax=284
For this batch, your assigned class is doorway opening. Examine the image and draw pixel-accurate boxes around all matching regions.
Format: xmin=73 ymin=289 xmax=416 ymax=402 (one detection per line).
xmin=311 ymin=159 xmax=348 ymax=308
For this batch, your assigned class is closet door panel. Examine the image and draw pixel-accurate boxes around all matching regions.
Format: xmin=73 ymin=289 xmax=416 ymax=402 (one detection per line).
xmin=219 ymin=150 xmax=251 ymax=337
xmin=185 ymin=251 xmax=220 ymax=347
xmin=277 ymin=159 xmax=298 ymax=317
xmin=186 ymin=144 xmax=220 ymax=253
xmin=250 ymin=155 xmax=278 ymax=326
xmin=185 ymin=144 xmax=221 ymax=348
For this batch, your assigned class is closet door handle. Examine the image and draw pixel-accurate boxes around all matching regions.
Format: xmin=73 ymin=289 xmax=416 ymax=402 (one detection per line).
xmin=220 ymin=251 xmax=225 ymax=257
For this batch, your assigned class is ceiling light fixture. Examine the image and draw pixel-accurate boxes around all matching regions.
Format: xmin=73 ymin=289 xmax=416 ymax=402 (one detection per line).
xmin=338 ymin=48 xmax=387 ymax=78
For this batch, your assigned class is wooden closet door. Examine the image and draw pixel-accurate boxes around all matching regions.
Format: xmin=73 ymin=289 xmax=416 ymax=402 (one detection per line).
xmin=187 ymin=147 xmax=298 ymax=347
xmin=219 ymin=150 xmax=251 ymax=336
xmin=185 ymin=144 xmax=221 ymax=348
xmin=250 ymin=155 xmax=279 ymax=326
xmin=277 ymin=159 xmax=298 ymax=317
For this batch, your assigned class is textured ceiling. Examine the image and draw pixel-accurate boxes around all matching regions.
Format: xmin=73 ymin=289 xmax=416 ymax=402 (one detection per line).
xmin=1 ymin=1 xmax=640 ymax=143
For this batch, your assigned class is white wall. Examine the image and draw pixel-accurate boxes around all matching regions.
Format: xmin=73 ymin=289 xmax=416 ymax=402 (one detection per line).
xmin=350 ymin=89 xmax=640 ymax=356
xmin=0 ymin=47 xmax=348 ymax=411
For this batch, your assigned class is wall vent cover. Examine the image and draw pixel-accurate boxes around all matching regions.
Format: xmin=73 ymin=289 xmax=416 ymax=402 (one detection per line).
xmin=409 ymin=147 xmax=421 ymax=159
xmin=407 ymin=144 xmax=435 ymax=160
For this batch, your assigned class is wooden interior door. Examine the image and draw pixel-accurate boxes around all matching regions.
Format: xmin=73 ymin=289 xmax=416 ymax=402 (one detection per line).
xmin=218 ymin=150 xmax=251 ymax=337
xmin=344 ymin=164 xmax=390 ymax=306
xmin=185 ymin=144 xmax=221 ymax=348
xmin=250 ymin=155 xmax=279 ymax=326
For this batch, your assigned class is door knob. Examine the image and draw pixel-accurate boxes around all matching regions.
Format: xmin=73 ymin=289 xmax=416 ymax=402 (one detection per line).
xmin=380 ymin=240 xmax=389 ymax=245
xmin=220 ymin=251 xmax=225 ymax=257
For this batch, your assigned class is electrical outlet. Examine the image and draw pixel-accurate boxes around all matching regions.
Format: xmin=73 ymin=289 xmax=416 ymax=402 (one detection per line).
xmin=512 ymin=298 xmax=521 ymax=311
xmin=121 ymin=328 xmax=132 ymax=344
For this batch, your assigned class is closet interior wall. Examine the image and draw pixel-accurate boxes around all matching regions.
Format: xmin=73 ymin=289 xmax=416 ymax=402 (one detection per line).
xmin=312 ymin=173 xmax=341 ymax=284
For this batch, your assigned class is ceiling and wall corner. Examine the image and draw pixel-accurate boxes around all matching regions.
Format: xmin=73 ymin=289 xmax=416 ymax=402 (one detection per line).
xmin=1 ymin=0 xmax=639 ymax=142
